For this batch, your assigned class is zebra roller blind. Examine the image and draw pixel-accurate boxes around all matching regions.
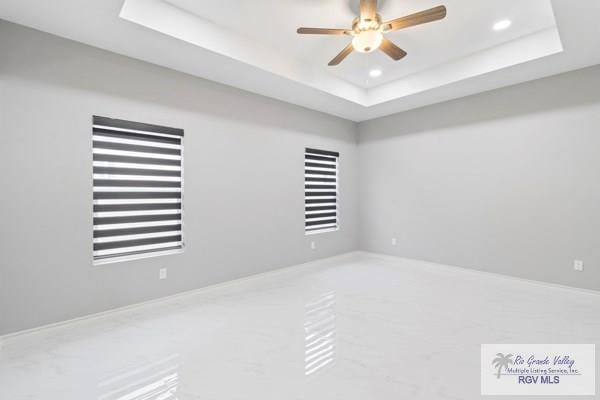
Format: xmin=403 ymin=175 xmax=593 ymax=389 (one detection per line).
xmin=92 ymin=116 xmax=184 ymax=264
xmin=305 ymin=147 xmax=339 ymax=234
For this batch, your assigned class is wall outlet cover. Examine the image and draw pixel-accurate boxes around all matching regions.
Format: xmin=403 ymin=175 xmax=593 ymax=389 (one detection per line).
xmin=573 ymin=260 xmax=584 ymax=272
xmin=159 ymin=268 xmax=167 ymax=279
xmin=311 ymin=241 xmax=316 ymax=250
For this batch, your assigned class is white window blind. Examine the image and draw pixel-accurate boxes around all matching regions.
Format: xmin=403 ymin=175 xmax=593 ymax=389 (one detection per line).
xmin=92 ymin=116 xmax=184 ymax=264
xmin=305 ymin=147 xmax=339 ymax=234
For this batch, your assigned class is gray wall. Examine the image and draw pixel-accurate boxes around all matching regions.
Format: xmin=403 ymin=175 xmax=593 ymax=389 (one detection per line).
xmin=358 ymin=65 xmax=600 ymax=291
xmin=2 ymin=19 xmax=600 ymax=336
xmin=0 ymin=21 xmax=358 ymax=335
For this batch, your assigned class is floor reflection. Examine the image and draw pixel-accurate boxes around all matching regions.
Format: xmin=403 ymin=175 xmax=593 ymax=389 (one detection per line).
xmin=304 ymin=291 xmax=336 ymax=376
xmin=98 ymin=354 xmax=179 ymax=400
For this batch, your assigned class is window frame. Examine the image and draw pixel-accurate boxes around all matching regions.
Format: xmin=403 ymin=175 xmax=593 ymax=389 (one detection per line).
xmin=92 ymin=116 xmax=185 ymax=265
xmin=304 ymin=147 xmax=340 ymax=235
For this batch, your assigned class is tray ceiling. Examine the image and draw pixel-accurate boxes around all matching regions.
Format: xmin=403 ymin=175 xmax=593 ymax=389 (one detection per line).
xmin=1 ymin=0 xmax=599 ymax=121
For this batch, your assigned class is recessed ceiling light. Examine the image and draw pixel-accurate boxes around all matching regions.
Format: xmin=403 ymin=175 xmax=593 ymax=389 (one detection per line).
xmin=369 ymin=69 xmax=382 ymax=78
xmin=493 ymin=19 xmax=512 ymax=31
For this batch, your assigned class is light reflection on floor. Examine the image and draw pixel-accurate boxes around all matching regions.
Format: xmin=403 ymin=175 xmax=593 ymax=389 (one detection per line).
xmin=304 ymin=292 xmax=336 ymax=376
xmin=97 ymin=354 xmax=179 ymax=400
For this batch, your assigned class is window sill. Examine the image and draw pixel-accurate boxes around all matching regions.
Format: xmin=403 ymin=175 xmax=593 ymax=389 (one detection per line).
xmin=93 ymin=248 xmax=184 ymax=266
xmin=305 ymin=227 xmax=339 ymax=236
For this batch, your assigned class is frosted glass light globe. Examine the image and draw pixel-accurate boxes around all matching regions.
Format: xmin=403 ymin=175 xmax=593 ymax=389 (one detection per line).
xmin=352 ymin=30 xmax=383 ymax=53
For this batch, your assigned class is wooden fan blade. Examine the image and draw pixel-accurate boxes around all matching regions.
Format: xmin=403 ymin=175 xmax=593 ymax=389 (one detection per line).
xmin=383 ymin=5 xmax=447 ymax=32
xmin=379 ymin=37 xmax=407 ymax=61
xmin=359 ymin=0 xmax=378 ymax=21
xmin=328 ymin=43 xmax=354 ymax=66
xmin=297 ymin=27 xmax=350 ymax=35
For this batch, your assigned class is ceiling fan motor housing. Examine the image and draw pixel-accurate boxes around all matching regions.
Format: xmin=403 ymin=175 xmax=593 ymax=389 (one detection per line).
xmin=352 ymin=14 xmax=382 ymax=32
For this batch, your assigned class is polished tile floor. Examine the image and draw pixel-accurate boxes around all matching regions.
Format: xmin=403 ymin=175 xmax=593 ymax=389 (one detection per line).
xmin=1 ymin=254 xmax=599 ymax=399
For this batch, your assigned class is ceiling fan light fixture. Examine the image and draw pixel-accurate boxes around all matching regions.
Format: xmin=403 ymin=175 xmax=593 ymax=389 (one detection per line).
xmin=297 ymin=2 xmax=447 ymax=66
xmin=352 ymin=30 xmax=383 ymax=53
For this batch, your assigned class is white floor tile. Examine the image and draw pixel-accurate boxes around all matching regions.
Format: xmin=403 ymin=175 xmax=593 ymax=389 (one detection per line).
xmin=1 ymin=253 xmax=599 ymax=399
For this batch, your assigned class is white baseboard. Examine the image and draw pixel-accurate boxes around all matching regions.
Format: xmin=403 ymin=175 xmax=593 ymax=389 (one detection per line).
xmin=356 ymin=251 xmax=600 ymax=297
xmin=0 ymin=251 xmax=361 ymax=342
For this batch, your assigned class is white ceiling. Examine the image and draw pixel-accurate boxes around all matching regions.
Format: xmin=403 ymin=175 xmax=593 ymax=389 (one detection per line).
xmin=166 ymin=0 xmax=557 ymax=89
xmin=1 ymin=0 xmax=599 ymax=122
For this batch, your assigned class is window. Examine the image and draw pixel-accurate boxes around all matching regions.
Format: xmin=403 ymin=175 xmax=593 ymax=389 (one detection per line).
xmin=304 ymin=147 xmax=339 ymax=234
xmin=92 ymin=116 xmax=184 ymax=264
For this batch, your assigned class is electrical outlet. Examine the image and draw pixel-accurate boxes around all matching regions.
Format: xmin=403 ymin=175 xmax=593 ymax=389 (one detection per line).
xmin=573 ymin=260 xmax=584 ymax=272
xmin=159 ymin=268 xmax=167 ymax=279
xmin=311 ymin=241 xmax=316 ymax=250
xmin=391 ymin=237 xmax=397 ymax=246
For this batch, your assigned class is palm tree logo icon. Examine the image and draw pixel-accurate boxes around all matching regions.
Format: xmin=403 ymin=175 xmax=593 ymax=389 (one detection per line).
xmin=492 ymin=353 xmax=514 ymax=379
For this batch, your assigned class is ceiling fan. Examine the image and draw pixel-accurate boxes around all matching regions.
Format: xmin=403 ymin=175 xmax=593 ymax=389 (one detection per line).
xmin=297 ymin=0 xmax=447 ymax=66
